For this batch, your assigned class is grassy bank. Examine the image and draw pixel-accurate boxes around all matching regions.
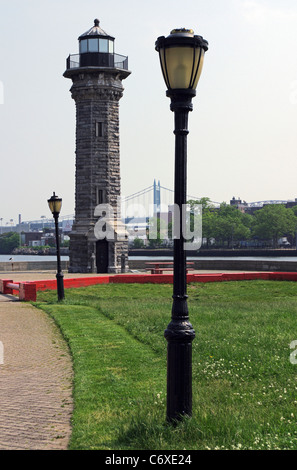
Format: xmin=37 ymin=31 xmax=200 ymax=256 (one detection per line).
xmin=35 ymin=280 xmax=297 ymax=450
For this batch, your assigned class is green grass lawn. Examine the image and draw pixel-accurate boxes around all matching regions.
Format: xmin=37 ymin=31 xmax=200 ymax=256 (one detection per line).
xmin=35 ymin=280 xmax=297 ymax=450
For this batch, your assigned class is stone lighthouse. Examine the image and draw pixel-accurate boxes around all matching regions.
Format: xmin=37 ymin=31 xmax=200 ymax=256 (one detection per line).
xmin=64 ymin=19 xmax=131 ymax=273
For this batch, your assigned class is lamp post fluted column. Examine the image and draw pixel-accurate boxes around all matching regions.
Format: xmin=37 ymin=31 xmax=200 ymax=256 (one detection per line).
xmin=155 ymin=28 xmax=208 ymax=423
xmin=165 ymin=90 xmax=196 ymax=422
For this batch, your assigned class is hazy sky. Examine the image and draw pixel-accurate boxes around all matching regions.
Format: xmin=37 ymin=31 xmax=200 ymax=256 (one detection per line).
xmin=1 ymin=0 xmax=297 ymax=224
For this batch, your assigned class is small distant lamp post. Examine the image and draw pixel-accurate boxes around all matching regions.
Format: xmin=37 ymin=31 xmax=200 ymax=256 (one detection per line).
xmin=48 ymin=192 xmax=64 ymax=301
xmin=155 ymin=28 xmax=208 ymax=422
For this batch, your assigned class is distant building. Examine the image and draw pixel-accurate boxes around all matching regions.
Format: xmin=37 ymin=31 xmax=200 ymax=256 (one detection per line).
xmin=21 ymin=231 xmax=59 ymax=247
xmin=230 ymin=197 xmax=248 ymax=213
xmin=286 ymin=199 xmax=297 ymax=209
xmin=21 ymin=232 xmax=44 ymax=246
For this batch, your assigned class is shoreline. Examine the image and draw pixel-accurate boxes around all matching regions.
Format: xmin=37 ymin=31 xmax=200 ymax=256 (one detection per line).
xmin=1 ymin=257 xmax=297 ymax=273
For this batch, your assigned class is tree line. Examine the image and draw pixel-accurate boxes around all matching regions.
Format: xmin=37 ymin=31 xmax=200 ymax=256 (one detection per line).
xmin=0 ymin=232 xmax=20 ymax=254
xmin=189 ymin=197 xmax=297 ymax=249
xmin=0 ymin=232 xmax=71 ymax=254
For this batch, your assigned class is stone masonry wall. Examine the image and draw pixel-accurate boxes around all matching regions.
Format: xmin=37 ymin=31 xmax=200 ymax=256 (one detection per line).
xmin=67 ymin=70 xmax=129 ymax=273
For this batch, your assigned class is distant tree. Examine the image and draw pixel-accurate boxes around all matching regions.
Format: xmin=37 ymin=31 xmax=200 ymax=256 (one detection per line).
xmin=212 ymin=203 xmax=252 ymax=247
xmin=252 ymin=205 xmax=296 ymax=247
xmin=187 ymin=197 xmax=216 ymax=247
xmin=0 ymin=232 xmax=20 ymax=254
xmin=201 ymin=210 xmax=217 ymax=247
xmin=187 ymin=197 xmax=213 ymax=213
xmin=147 ymin=216 xmax=167 ymax=248
xmin=133 ymin=237 xmax=144 ymax=248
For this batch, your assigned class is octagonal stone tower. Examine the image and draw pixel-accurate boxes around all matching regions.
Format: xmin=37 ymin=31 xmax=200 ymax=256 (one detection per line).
xmin=64 ymin=19 xmax=131 ymax=273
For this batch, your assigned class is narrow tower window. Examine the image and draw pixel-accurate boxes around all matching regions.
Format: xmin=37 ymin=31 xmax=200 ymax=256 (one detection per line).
xmin=96 ymin=188 xmax=105 ymax=205
xmin=95 ymin=121 xmax=104 ymax=137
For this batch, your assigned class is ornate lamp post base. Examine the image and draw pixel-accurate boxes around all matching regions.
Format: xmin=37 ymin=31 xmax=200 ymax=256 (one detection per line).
xmin=165 ymin=310 xmax=195 ymax=421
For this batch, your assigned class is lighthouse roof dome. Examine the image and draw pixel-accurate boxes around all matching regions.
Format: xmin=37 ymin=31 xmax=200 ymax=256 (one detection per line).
xmin=78 ymin=19 xmax=115 ymax=40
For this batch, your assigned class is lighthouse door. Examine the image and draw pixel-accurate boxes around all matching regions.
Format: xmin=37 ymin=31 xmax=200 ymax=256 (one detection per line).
xmin=96 ymin=239 xmax=109 ymax=273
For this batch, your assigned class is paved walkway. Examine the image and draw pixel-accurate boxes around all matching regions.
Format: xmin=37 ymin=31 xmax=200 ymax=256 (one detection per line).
xmin=0 ymin=293 xmax=73 ymax=450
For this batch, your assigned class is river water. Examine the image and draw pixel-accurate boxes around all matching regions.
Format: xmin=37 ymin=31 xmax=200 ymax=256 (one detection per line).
xmin=0 ymin=255 xmax=69 ymax=262
xmin=129 ymin=256 xmax=297 ymax=262
xmin=1 ymin=255 xmax=296 ymax=263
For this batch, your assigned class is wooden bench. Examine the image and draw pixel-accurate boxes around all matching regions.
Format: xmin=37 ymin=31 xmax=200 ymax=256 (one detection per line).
xmin=145 ymin=262 xmax=195 ymax=274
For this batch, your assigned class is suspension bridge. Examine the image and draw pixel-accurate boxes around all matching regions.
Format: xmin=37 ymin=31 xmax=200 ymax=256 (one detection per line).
xmin=121 ymin=180 xmax=209 ymax=219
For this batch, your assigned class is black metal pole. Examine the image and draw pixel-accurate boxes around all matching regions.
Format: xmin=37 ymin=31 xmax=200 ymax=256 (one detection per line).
xmin=54 ymin=213 xmax=64 ymax=301
xmin=164 ymin=89 xmax=196 ymax=422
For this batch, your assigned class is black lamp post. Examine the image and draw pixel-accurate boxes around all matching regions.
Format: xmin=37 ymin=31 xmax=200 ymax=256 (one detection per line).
xmin=48 ymin=192 xmax=64 ymax=301
xmin=155 ymin=28 xmax=208 ymax=422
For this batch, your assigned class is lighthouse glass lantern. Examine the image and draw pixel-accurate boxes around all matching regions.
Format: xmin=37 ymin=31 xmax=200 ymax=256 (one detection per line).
xmin=78 ymin=19 xmax=116 ymax=67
